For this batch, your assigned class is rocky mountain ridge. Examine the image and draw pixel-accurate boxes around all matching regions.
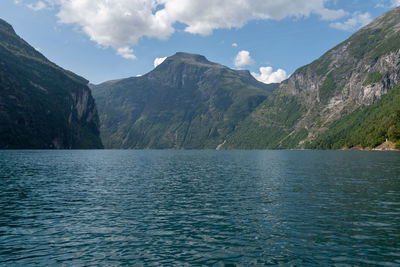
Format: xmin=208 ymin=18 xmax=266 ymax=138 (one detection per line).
xmin=223 ymin=6 xmax=400 ymax=149
xmin=280 ymin=6 xmax=400 ymax=142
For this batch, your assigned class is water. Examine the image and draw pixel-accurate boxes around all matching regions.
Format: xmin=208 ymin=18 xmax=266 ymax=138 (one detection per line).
xmin=0 ymin=150 xmax=400 ymax=266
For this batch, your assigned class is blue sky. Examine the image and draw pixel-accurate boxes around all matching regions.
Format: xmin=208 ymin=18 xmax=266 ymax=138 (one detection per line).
xmin=1 ymin=0 xmax=399 ymax=84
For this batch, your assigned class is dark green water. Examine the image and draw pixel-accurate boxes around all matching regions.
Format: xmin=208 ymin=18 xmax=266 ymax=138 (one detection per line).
xmin=0 ymin=150 xmax=399 ymax=266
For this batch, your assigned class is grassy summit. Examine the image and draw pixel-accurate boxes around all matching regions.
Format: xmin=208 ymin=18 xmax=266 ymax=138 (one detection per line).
xmin=92 ymin=52 xmax=278 ymax=149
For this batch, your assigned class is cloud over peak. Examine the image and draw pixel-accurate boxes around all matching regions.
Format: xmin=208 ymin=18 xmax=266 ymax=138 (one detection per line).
xmin=251 ymin=66 xmax=288 ymax=84
xmin=154 ymin=57 xmax=167 ymax=68
xmin=234 ymin=50 xmax=254 ymax=67
xmin=330 ymin=12 xmax=372 ymax=31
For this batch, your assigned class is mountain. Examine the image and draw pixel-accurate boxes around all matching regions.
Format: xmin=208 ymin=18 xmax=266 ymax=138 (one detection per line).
xmin=0 ymin=19 xmax=103 ymax=149
xmin=224 ymin=6 xmax=400 ymax=149
xmin=91 ymin=52 xmax=278 ymax=149
xmin=94 ymin=7 xmax=400 ymax=150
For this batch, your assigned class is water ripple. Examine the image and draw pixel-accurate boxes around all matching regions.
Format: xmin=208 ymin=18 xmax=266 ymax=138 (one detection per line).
xmin=0 ymin=150 xmax=399 ymax=266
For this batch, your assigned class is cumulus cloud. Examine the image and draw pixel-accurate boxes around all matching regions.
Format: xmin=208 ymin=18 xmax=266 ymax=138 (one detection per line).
xmin=234 ymin=50 xmax=254 ymax=67
xmin=154 ymin=57 xmax=167 ymax=68
xmin=160 ymin=0 xmax=346 ymax=35
xmin=232 ymin=43 xmax=238 ymax=47
xmin=55 ymin=0 xmax=174 ymax=60
xmin=251 ymin=66 xmax=288 ymax=84
xmin=27 ymin=1 xmax=47 ymax=11
xmin=20 ymin=0 xmax=347 ymax=59
xmin=117 ymin=47 xmax=136 ymax=60
xmin=330 ymin=12 xmax=372 ymax=31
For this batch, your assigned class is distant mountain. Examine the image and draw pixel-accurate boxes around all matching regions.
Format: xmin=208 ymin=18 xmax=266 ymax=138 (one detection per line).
xmin=92 ymin=7 xmax=400 ymax=150
xmin=0 ymin=19 xmax=103 ymax=148
xmin=92 ymin=52 xmax=278 ymax=149
xmin=225 ymin=6 xmax=400 ymax=149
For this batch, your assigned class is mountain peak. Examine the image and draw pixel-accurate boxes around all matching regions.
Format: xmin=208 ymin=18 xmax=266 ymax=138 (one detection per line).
xmin=0 ymin=18 xmax=16 ymax=35
xmin=363 ymin=6 xmax=400 ymax=31
xmin=171 ymin=52 xmax=208 ymax=60
xmin=164 ymin=52 xmax=216 ymax=66
xmin=0 ymin=18 xmax=103 ymax=149
xmin=92 ymin=51 xmax=276 ymax=148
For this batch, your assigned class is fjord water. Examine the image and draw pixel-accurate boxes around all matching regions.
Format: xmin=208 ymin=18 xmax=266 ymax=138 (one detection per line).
xmin=0 ymin=150 xmax=399 ymax=266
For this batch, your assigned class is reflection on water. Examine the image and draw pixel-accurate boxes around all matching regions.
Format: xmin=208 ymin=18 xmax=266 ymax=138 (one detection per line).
xmin=0 ymin=150 xmax=399 ymax=265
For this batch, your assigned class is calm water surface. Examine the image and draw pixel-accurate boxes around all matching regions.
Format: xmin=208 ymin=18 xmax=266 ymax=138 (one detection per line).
xmin=0 ymin=150 xmax=399 ymax=266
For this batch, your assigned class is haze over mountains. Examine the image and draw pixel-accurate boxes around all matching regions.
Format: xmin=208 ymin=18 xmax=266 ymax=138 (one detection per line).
xmin=1 ymin=6 xmax=400 ymax=149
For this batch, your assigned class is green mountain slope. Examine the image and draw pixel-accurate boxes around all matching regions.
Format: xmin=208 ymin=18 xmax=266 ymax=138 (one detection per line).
xmin=225 ymin=6 xmax=400 ymax=149
xmin=0 ymin=19 xmax=103 ymax=148
xmin=308 ymin=83 xmax=400 ymax=149
xmin=92 ymin=53 xmax=278 ymax=149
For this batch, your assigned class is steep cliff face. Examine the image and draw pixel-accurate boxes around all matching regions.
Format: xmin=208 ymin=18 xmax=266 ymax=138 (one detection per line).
xmin=225 ymin=6 xmax=400 ymax=149
xmin=280 ymin=7 xmax=400 ymax=139
xmin=92 ymin=52 xmax=278 ymax=149
xmin=0 ymin=19 xmax=103 ymax=149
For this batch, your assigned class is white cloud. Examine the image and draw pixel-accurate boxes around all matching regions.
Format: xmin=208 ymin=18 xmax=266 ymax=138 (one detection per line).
xmin=386 ymin=0 xmax=400 ymax=8
xmin=27 ymin=1 xmax=47 ymax=11
xmin=232 ymin=43 xmax=238 ymax=47
xmin=55 ymin=0 xmax=174 ymax=60
xmin=318 ymin=8 xmax=348 ymax=21
xmin=375 ymin=0 xmax=400 ymax=8
xmin=234 ymin=50 xmax=254 ymax=67
xmin=330 ymin=12 xmax=372 ymax=31
xmin=160 ymin=0 xmax=346 ymax=35
xmin=251 ymin=66 xmax=288 ymax=84
xmin=117 ymin=46 xmax=136 ymax=60
xmin=154 ymin=56 xmax=167 ymax=67
xmin=22 ymin=0 xmax=347 ymax=59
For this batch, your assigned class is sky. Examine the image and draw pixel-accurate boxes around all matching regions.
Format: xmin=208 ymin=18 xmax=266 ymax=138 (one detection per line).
xmin=1 ymin=0 xmax=399 ymax=84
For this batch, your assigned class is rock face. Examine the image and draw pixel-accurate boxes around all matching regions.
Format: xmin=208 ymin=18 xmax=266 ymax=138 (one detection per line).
xmin=224 ymin=6 xmax=400 ymax=149
xmin=92 ymin=52 xmax=278 ymax=149
xmin=0 ymin=19 xmax=103 ymax=149
xmin=282 ymin=6 xmax=400 ymax=136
